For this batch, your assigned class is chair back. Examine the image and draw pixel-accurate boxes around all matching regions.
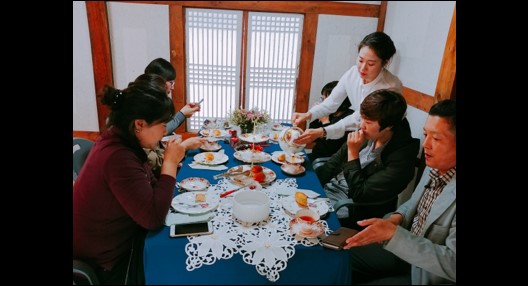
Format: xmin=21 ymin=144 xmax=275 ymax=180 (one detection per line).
xmin=73 ymin=138 xmax=94 ymax=178
xmin=73 ymin=259 xmax=100 ymax=285
xmin=397 ymin=150 xmax=426 ymax=206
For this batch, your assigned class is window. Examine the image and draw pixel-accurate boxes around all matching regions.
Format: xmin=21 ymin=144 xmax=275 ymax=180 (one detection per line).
xmin=186 ymin=8 xmax=303 ymax=131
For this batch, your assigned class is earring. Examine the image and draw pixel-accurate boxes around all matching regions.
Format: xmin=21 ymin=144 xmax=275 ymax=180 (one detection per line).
xmin=135 ymin=129 xmax=140 ymax=133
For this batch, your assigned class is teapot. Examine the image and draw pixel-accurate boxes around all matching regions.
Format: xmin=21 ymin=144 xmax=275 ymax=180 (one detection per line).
xmin=278 ymin=126 xmax=306 ymax=155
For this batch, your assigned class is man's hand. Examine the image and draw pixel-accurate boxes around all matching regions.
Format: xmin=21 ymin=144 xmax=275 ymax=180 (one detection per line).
xmin=343 ymin=217 xmax=399 ymax=249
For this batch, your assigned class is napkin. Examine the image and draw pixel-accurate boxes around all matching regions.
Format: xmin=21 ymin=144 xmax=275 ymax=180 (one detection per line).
xmin=267 ymin=185 xmax=320 ymax=198
xmin=164 ymin=212 xmax=215 ymax=226
xmin=189 ymin=163 xmax=228 ymax=171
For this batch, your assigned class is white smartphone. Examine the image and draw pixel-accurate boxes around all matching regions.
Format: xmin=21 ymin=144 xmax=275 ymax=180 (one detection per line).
xmin=169 ymin=221 xmax=213 ymax=238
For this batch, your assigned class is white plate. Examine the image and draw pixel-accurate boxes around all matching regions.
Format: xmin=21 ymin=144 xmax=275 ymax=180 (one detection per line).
xmin=271 ymin=151 xmax=286 ymax=164
xmin=281 ymin=164 xmax=306 ymax=175
xmin=179 ymin=177 xmax=211 ymax=191
xmin=280 ymin=195 xmax=329 ymax=217
xmin=193 ymin=152 xmax=229 ymax=165
xmin=285 ymin=154 xmax=305 ymax=164
xmin=233 ymin=150 xmax=271 ymax=163
xmin=289 ymin=218 xmax=325 ymax=238
xmin=269 ymin=130 xmax=281 ymax=141
xmin=171 ymin=191 xmax=219 ymax=215
xmin=239 ymin=133 xmax=269 ymax=143
xmin=200 ymin=129 xmax=228 ymax=138
xmin=227 ymin=165 xmax=277 ymax=186
xmin=200 ymin=141 xmax=222 ymax=152
xmin=272 ymin=123 xmax=286 ymax=131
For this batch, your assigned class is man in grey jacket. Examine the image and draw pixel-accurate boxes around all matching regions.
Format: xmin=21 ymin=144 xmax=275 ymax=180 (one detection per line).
xmin=343 ymin=99 xmax=456 ymax=284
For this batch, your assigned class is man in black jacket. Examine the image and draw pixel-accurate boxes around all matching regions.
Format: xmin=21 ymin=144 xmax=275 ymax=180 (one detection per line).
xmin=316 ymin=89 xmax=419 ymax=229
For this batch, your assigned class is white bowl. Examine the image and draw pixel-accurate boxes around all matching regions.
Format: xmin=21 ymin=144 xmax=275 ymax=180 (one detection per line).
xmin=232 ymin=190 xmax=270 ymax=223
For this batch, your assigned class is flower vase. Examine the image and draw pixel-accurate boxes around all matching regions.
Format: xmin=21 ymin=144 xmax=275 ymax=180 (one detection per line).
xmin=240 ymin=124 xmax=253 ymax=134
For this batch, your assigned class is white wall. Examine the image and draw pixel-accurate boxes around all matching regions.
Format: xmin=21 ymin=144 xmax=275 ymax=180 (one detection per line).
xmin=107 ymin=2 xmax=170 ymax=89
xmin=73 ymin=1 xmax=98 ymax=131
xmin=384 ymin=1 xmax=455 ymax=145
xmin=309 ymin=15 xmax=377 ymax=109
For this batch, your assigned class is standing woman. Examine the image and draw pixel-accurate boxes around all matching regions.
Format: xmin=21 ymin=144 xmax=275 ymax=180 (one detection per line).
xmin=293 ymin=31 xmax=402 ymax=145
xmin=73 ymin=74 xmax=202 ymax=284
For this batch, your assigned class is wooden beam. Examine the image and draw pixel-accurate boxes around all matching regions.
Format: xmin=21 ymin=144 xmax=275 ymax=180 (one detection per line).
xmin=169 ymin=5 xmax=188 ymax=134
xmin=435 ymin=6 xmax=456 ymax=101
xmin=377 ymin=1 xmax=387 ymax=31
xmin=295 ymin=13 xmax=318 ymax=129
xmin=111 ymin=1 xmax=380 ymax=17
xmin=239 ymin=11 xmax=249 ymax=109
xmin=73 ymin=131 xmax=101 ymax=142
xmin=402 ymin=86 xmax=435 ymax=113
xmin=85 ymin=2 xmax=113 ymax=133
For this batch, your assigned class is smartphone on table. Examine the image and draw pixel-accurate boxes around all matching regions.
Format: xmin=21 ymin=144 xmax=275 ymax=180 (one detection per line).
xmin=169 ymin=221 xmax=213 ymax=238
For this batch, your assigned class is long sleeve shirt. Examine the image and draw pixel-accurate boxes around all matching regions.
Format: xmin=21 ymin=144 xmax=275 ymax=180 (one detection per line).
xmin=309 ymin=66 xmax=402 ymax=139
xmin=73 ymin=127 xmax=176 ymax=270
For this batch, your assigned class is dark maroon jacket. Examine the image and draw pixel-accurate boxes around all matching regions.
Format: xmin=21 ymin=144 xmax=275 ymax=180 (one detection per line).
xmin=73 ymin=127 xmax=175 ymax=270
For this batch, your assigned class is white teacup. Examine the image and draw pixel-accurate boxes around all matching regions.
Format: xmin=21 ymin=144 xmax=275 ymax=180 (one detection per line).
xmin=161 ymin=134 xmax=183 ymax=147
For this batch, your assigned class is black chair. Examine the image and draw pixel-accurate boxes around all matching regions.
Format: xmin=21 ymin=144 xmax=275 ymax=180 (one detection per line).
xmin=73 ymin=259 xmax=100 ymax=285
xmin=73 ymin=138 xmax=94 ymax=179
xmin=73 ymin=138 xmax=99 ymax=284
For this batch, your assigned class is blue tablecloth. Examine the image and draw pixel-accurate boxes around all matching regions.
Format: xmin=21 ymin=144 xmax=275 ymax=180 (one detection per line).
xmin=144 ymin=139 xmax=351 ymax=284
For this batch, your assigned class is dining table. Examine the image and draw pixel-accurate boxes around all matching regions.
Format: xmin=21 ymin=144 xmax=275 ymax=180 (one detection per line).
xmin=143 ymin=133 xmax=351 ymax=285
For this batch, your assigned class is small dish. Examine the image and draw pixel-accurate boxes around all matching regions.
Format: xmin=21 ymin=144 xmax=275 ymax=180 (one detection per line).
xmin=239 ymin=133 xmax=269 ymax=143
xmin=193 ymin=152 xmax=229 ymax=165
xmin=272 ymin=123 xmax=286 ymax=131
xmin=179 ymin=177 xmax=211 ymax=191
xmin=200 ymin=129 xmax=227 ymax=138
xmin=289 ymin=218 xmax=324 ymax=238
xmin=233 ymin=150 xmax=271 ymax=163
xmin=281 ymin=163 xmax=306 ymax=175
xmin=269 ymin=130 xmax=281 ymax=141
xmin=271 ymin=152 xmax=287 ymax=165
xmin=285 ymin=154 xmax=305 ymax=164
xmin=200 ymin=141 xmax=222 ymax=152
xmin=171 ymin=191 xmax=219 ymax=215
xmin=280 ymin=195 xmax=329 ymax=217
xmin=227 ymin=165 xmax=277 ymax=186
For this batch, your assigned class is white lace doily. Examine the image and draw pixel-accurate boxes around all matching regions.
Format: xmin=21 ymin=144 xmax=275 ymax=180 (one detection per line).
xmin=181 ymin=178 xmax=332 ymax=282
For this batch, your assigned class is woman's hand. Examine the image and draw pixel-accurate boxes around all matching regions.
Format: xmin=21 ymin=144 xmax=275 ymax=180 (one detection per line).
xmin=292 ymin=112 xmax=312 ymax=126
xmin=161 ymin=138 xmax=187 ymax=177
xmin=342 ymin=218 xmax=398 ymax=249
xmin=180 ymin=137 xmax=206 ymax=151
xmin=180 ymin=103 xmax=201 ymax=118
xmin=293 ymin=128 xmax=324 ymax=145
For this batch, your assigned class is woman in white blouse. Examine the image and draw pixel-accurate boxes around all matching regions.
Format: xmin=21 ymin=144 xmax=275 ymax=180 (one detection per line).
xmin=293 ymin=31 xmax=402 ymax=145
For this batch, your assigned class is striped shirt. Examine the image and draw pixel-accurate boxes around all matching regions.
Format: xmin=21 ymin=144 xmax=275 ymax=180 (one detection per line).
xmin=410 ymin=167 xmax=456 ymax=235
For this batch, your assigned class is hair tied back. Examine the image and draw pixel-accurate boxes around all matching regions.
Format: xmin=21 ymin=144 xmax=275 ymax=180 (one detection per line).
xmin=112 ymin=89 xmax=124 ymax=109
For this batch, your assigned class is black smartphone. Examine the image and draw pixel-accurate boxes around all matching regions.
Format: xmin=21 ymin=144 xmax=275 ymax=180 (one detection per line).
xmin=169 ymin=221 xmax=213 ymax=238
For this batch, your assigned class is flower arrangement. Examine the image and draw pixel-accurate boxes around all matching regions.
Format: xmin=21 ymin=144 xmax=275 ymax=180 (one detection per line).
xmin=229 ymin=107 xmax=270 ymax=134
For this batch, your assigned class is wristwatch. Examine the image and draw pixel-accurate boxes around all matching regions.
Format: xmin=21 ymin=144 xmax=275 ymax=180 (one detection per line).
xmin=321 ymin=127 xmax=327 ymax=138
